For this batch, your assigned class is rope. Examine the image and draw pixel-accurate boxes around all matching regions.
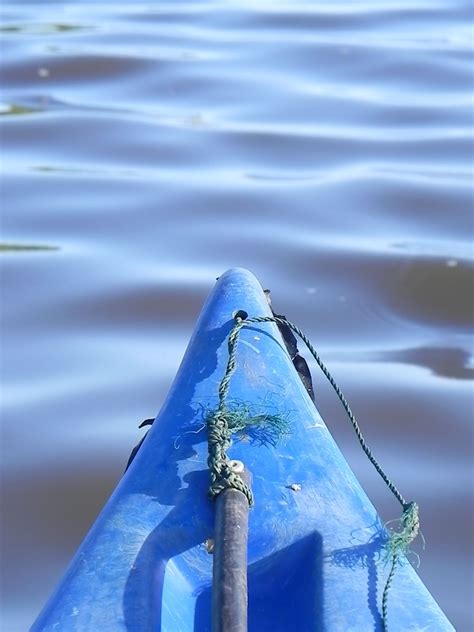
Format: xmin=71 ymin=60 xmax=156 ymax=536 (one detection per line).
xmin=245 ymin=316 xmax=408 ymax=504
xmin=207 ymin=319 xmax=255 ymax=505
xmin=382 ymin=551 xmax=399 ymax=627
xmin=206 ymin=313 xmax=420 ymax=629
xmin=381 ymin=500 xmax=420 ymax=630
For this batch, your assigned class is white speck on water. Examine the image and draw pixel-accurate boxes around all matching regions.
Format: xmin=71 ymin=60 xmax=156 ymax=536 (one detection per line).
xmin=446 ymin=259 xmax=458 ymax=268
xmin=38 ymin=67 xmax=50 ymax=78
xmin=72 ymin=607 xmax=79 ymax=616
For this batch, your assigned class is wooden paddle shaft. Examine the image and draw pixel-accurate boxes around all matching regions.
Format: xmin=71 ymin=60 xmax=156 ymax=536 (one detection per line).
xmin=212 ymin=461 xmax=250 ymax=632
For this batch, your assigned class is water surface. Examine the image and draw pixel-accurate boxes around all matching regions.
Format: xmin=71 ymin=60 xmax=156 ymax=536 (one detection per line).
xmin=1 ymin=1 xmax=473 ymax=629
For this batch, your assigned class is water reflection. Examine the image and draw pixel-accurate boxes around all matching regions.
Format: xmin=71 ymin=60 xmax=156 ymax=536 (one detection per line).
xmin=0 ymin=243 xmax=60 ymax=252
xmin=0 ymin=103 xmax=42 ymax=116
xmin=364 ymin=346 xmax=474 ymax=380
xmin=392 ymin=259 xmax=474 ymax=328
xmin=0 ymin=23 xmax=89 ymax=34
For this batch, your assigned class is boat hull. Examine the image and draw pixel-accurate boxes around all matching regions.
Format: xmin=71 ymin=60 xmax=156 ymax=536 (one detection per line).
xmin=32 ymin=268 xmax=453 ymax=631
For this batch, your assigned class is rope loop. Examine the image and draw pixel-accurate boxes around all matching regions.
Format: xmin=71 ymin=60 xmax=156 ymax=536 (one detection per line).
xmin=206 ymin=408 xmax=254 ymax=506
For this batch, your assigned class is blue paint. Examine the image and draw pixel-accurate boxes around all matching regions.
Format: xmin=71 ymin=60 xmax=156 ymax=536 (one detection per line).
xmin=31 ymin=268 xmax=454 ymax=631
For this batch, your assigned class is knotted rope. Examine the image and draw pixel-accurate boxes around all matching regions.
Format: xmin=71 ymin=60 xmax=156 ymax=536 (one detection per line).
xmin=207 ymin=317 xmax=254 ymax=505
xmin=206 ymin=313 xmax=420 ymax=630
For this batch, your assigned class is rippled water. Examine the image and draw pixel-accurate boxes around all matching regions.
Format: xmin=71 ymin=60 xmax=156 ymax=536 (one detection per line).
xmin=1 ymin=1 xmax=473 ymax=630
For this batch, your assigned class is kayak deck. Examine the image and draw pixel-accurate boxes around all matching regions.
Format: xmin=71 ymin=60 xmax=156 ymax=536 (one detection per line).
xmin=31 ymin=268 xmax=453 ymax=631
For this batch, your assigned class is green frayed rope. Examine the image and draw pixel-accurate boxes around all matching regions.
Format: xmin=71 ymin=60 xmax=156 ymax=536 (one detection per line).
xmin=206 ymin=404 xmax=290 ymax=504
xmin=221 ymin=403 xmax=292 ymax=446
xmin=207 ymin=407 xmax=254 ymax=503
xmin=386 ymin=501 xmax=420 ymax=559
xmin=382 ymin=501 xmax=420 ymax=628
xmin=207 ymin=313 xmax=420 ymax=630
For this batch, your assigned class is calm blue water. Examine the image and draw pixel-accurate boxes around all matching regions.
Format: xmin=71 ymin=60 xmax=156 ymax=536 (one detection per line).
xmin=1 ymin=1 xmax=473 ymax=629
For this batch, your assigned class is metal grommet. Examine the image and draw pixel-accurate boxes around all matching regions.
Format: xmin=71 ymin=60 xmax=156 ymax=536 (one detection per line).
xmin=232 ymin=310 xmax=248 ymax=322
xmin=228 ymin=460 xmax=244 ymax=474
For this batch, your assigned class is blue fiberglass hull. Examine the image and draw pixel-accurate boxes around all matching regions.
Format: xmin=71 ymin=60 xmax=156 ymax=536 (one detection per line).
xmin=32 ymin=268 xmax=453 ymax=631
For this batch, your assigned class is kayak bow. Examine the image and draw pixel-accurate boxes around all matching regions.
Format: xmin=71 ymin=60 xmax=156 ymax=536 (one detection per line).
xmin=31 ymin=268 xmax=453 ymax=631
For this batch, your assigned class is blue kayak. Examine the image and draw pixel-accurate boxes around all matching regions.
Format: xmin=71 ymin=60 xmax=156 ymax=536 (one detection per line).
xmin=31 ymin=268 xmax=453 ymax=631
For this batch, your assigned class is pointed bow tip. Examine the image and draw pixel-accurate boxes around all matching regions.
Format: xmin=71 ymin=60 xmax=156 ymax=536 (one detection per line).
xmin=216 ymin=268 xmax=264 ymax=290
